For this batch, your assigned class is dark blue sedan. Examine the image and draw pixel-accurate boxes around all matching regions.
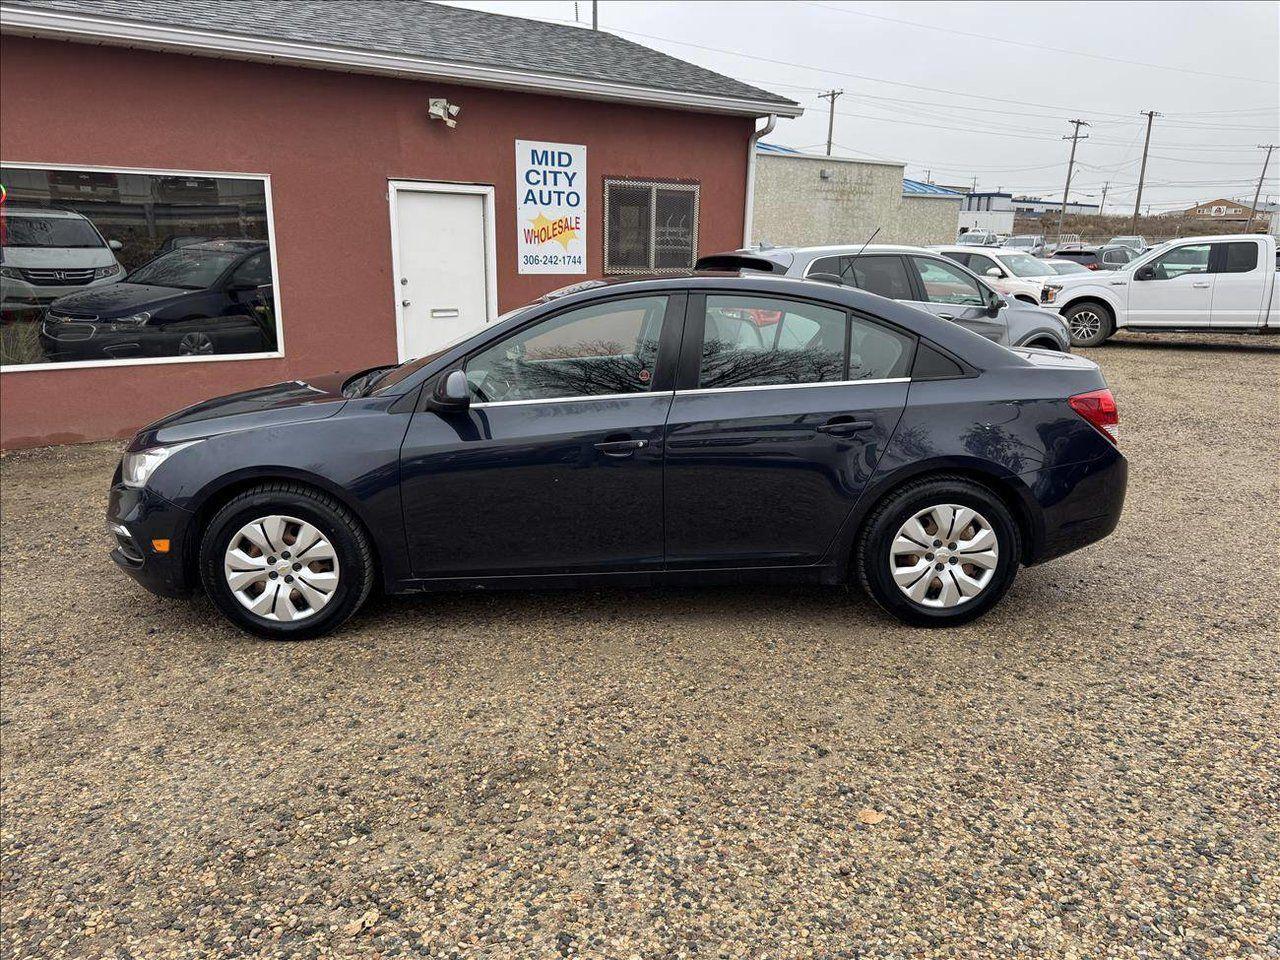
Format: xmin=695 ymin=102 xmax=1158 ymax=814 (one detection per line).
xmin=106 ymin=274 xmax=1126 ymax=639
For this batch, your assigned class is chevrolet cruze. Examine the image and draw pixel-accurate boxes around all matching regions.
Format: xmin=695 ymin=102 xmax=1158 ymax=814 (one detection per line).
xmin=107 ymin=274 xmax=1127 ymax=640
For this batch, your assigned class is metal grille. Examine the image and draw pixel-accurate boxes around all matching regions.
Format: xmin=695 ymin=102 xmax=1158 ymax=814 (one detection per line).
xmin=21 ymin=267 xmax=96 ymax=285
xmin=603 ymin=179 xmax=699 ymax=275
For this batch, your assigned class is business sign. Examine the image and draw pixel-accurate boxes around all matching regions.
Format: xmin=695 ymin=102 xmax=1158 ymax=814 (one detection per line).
xmin=515 ymin=140 xmax=586 ymax=275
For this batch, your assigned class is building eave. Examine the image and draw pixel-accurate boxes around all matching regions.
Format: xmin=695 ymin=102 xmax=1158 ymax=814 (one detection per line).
xmin=0 ymin=4 xmax=804 ymax=118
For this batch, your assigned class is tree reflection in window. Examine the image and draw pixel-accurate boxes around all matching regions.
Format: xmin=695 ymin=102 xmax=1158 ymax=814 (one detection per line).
xmin=699 ymin=297 xmax=846 ymax=389
xmin=466 ymin=296 xmax=666 ymax=402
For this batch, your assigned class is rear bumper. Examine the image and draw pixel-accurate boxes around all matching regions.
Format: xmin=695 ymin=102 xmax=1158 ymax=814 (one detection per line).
xmin=1024 ymin=448 xmax=1128 ymax=564
xmin=106 ymin=483 xmax=195 ymax=598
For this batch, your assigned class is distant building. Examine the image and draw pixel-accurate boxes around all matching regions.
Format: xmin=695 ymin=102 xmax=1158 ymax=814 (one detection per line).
xmin=959 ymin=191 xmax=1015 ymax=235
xmin=751 ymin=144 xmax=964 ymax=246
xmin=1183 ymin=198 xmax=1270 ymax=225
xmin=1011 ymin=195 xmax=1100 ymax=217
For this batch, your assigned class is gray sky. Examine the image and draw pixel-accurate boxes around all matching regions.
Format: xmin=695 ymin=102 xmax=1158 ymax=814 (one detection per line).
xmin=443 ymin=0 xmax=1280 ymax=213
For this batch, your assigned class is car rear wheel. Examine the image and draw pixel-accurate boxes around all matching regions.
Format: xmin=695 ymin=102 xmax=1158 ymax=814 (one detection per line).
xmin=1063 ymin=302 xmax=1114 ymax=347
xmin=199 ymin=483 xmax=374 ymax=640
xmin=857 ymin=477 xmax=1021 ymax=627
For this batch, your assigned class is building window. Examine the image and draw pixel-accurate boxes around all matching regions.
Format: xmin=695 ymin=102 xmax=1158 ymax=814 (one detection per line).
xmin=1 ymin=163 xmax=281 ymax=370
xmin=603 ymin=179 xmax=699 ymax=275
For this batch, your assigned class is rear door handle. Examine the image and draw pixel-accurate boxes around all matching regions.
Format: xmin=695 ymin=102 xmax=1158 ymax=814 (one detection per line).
xmin=937 ymin=313 xmax=956 ymax=321
xmin=1191 ymin=282 xmax=1211 ymax=289
xmin=594 ymin=438 xmax=648 ymax=456
xmin=817 ymin=418 xmax=874 ymax=436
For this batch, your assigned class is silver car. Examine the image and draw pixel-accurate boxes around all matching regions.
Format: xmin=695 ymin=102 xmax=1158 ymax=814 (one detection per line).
xmin=698 ymin=244 xmax=1072 ymax=352
xmin=0 ymin=206 xmax=125 ymax=307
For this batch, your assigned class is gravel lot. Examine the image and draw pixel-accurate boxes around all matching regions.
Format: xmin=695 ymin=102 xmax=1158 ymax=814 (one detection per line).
xmin=2 ymin=332 xmax=1278 ymax=959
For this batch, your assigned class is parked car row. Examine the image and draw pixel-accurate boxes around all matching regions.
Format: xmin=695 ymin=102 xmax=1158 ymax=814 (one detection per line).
xmin=697 ymin=244 xmax=1072 ymax=352
xmin=1 ymin=204 xmax=276 ymax=363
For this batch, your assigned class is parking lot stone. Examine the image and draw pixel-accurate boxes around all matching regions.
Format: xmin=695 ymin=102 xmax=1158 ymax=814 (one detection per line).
xmin=1 ymin=331 xmax=1277 ymax=958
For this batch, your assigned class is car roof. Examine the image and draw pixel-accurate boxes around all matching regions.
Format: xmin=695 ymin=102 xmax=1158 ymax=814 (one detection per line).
xmin=741 ymin=243 xmax=945 ymax=257
xmin=2 ymin=205 xmax=90 ymax=219
xmin=183 ymin=239 xmax=269 ymax=253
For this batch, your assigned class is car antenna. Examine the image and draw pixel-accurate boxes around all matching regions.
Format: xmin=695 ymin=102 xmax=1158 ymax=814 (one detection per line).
xmin=854 ymin=226 xmax=881 ymax=258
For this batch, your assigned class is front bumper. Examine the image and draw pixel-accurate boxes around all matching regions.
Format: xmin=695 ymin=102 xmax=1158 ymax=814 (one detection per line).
xmin=106 ymin=482 xmax=196 ymax=598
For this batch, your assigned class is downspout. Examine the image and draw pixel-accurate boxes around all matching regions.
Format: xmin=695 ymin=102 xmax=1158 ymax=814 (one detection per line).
xmin=742 ymin=113 xmax=776 ymax=248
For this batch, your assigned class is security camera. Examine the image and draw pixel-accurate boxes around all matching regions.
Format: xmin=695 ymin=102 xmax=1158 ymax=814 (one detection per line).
xmin=428 ymin=98 xmax=461 ymax=128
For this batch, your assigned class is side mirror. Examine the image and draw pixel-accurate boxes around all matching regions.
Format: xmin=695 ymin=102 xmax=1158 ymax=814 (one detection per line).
xmin=988 ymin=296 xmax=1005 ymax=318
xmin=431 ymin=369 xmax=470 ymax=409
xmin=108 ymin=239 xmax=123 ymax=251
xmin=1134 ymin=264 xmax=1155 ymax=281
xmin=985 ymin=267 xmax=1003 ymax=278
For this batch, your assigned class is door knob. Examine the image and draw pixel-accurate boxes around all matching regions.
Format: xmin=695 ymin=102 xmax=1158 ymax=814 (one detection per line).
xmin=402 ymin=299 xmax=411 ymax=307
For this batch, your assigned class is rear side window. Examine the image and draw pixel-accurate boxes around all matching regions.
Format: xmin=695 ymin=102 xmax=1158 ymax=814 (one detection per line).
xmin=912 ymin=342 xmax=964 ymax=380
xmin=1216 ymin=241 xmax=1259 ymax=273
xmin=697 ymin=296 xmax=914 ymax=388
xmin=844 ymin=255 xmax=914 ymax=300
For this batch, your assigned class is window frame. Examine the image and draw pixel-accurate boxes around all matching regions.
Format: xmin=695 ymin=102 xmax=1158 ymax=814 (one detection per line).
xmin=456 ymin=292 xmax=686 ymax=405
xmin=603 ymin=178 xmax=700 ymax=275
xmin=676 ymin=290 xmax=917 ymax=392
xmin=0 ymin=161 xmax=284 ymax=374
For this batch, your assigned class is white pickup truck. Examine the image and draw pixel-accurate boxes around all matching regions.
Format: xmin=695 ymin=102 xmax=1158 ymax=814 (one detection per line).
xmin=1040 ymin=234 xmax=1279 ymax=346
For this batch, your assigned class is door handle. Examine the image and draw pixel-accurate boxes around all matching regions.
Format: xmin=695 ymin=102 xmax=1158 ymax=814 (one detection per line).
xmin=817 ymin=418 xmax=874 ymax=437
xmin=594 ymin=438 xmax=648 ymax=456
xmin=1192 ymin=282 xmax=1210 ymax=288
xmin=937 ymin=313 xmax=956 ymax=321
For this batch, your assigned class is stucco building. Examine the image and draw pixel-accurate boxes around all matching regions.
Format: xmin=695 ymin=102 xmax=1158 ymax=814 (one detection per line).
xmin=0 ymin=0 xmax=799 ymax=447
xmin=750 ymin=145 xmax=963 ymax=248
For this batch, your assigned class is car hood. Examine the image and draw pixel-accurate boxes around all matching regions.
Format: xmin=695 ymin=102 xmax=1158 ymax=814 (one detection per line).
xmin=49 ymin=282 xmax=194 ymax=318
xmin=1045 ymin=270 xmax=1125 ymax=289
xmin=132 ymin=372 xmax=353 ymax=448
xmin=0 ymin=246 xmax=117 ymax=269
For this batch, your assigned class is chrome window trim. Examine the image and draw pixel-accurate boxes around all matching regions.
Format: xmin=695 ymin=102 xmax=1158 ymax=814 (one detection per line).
xmin=471 ymin=390 xmax=675 ymax=409
xmin=677 ymin=377 xmax=910 ymax=396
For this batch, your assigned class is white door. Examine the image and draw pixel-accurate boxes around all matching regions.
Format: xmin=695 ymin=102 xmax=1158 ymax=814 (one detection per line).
xmin=1127 ymin=242 xmax=1213 ymax=326
xmin=1210 ymin=240 xmax=1267 ymax=328
xmin=392 ymin=185 xmax=495 ymax=360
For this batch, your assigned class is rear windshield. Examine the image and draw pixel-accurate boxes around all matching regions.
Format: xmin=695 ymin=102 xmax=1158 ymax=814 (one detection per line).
xmin=128 ymin=248 xmax=241 ymax=289
xmin=1 ymin=215 xmax=104 ymax=249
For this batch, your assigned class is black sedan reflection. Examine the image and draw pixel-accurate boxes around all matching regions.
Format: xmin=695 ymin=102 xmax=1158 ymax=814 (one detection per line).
xmin=40 ymin=239 xmax=276 ymax=362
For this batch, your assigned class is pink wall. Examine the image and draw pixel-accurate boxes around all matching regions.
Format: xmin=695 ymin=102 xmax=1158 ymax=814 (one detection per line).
xmin=0 ymin=36 xmax=754 ymax=447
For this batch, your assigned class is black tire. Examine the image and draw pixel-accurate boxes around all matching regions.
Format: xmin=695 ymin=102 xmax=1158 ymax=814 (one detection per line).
xmin=856 ymin=476 xmax=1022 ymax=627
xmin=1062 ymin=301 xmax=1114 ymax=347
xmin=199 ymin=482 xmax=375 ymax=640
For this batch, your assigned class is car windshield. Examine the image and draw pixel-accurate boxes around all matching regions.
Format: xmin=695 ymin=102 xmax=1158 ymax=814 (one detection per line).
xmin=958 ymin=235 xmax=989 ymax=246
xmin=1049 ymin=260 xmax=1090 ymax=275
xmin=128 ymin=248 xmax=241 ymax=289
xmin=1005 ymin=237 xmax=1036 ymax=248
xmin=1000 ymin=252 xmax=1055 ymax=277
xmin=370 ymin=304 xmax=540 ymax=395
xmin=1 ymin=215 xmax=104 ymax=249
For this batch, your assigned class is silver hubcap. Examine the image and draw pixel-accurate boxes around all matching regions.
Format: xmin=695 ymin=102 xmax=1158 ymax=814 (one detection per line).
xmin=223 ymin=515 xmax=340 ymax=622
xmin=179 ymin=332 xmax=214 ymax=355
xmin=889 ymin=503 xmax=999 ymax=609
xmin=1069 ymin=310 xmax=1102 ymax=341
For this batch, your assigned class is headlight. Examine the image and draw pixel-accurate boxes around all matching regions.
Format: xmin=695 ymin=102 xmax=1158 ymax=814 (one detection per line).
xmin=0 ymin=266 xmax=21 ymax=280
xmin=94 ymin=264 xmax=122 ymax=279
xmin=1041 ymin=284 xmax=1062 ymax=304
xmin=110 ymin=312 xmax=151 ymax=328
xmin=121 ymin=441 xmax=198 ymax=488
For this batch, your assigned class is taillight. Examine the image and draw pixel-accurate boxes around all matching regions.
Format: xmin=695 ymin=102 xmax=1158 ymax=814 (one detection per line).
xmin=1069 ymin=388 xmax=1119 ymax=443
xmin=1086 ymin=263 xmax=1099 ymax=270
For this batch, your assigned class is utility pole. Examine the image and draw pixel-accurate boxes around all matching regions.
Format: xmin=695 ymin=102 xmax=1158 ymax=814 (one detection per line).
xmin=924 ymin=168 xmax=931 ymax=184
xmin=818 ymin=89 xmax=843 ymax=156
xmin=1056 ymin=119 xmax=1090 ymax=241
xmin=591 ymin=0 xmax=597 ymax=30
xmin=1246 ymin=144 xmax=1276 ymax=231
xmin=970 ymin=176 xmax=978 ymax=194
xmin=1099 ymin=181 xmax=1109 ymax=215
xmin=1130 ymin=110 xmax=1160 ymax=234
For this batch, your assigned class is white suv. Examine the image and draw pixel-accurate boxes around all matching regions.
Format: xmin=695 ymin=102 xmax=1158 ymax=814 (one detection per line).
xmin=932 ymin=246 xmax=1061 ymax=304
xmin=0 ymin=206 xmax=125 ymax=307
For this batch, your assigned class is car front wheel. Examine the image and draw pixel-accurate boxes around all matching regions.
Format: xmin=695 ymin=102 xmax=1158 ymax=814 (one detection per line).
xmin=199 ymin=482 xmax=375 ymax=640
xmin=1063 ymin=302 xmax=1114 ymax=347
xmin=857 ymin=477 xmax=1021 ymax=627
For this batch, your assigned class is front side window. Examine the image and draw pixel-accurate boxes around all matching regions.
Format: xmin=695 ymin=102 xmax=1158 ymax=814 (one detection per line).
xmin=230 ymin=252 xmax=272 ymax=288
xmin=0 ymin=163 xmax=278 ymax=368
xmin=1216 ymin=241 xmax=1259 ymax=274
xmin=1150 ymin=244 xmax=1210 ymax=279
xmin=1000 ymin=252 xmax=1053 ymax=277
xmin=909 ymin=257 xmax=985 ymax=306
xmin=465 ymin=295 xmax=667 ymax=402
xmin=604 ymin=179 xmax=699 ymax=274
